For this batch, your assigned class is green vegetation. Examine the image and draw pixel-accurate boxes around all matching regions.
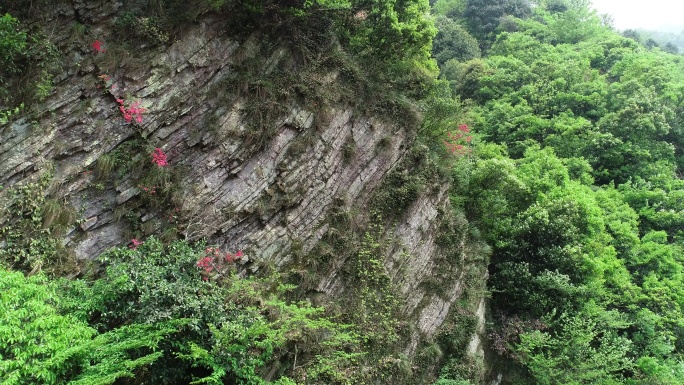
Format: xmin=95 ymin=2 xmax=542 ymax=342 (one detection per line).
xmin=2 ymin=239 xmax=363 ymax=384
xmin=431 ymin=0 xmax=684 ymax=383
xmin=6 ymin=0 xmax=684 ymax=384
xmin=0 ymin=13 xmax=27 ymax=77
xmin=0 ymin=172 xmax=78 ymax=275
xmin=0 ymin=267 xmax=180 ymax=385
xmin=0 ymin=11 xmax=58 ymax=110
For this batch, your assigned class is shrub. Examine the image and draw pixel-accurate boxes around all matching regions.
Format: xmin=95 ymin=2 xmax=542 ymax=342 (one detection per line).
xmin=0 ymin=14 xmax=26 ymax=73
xmin=87 ymin=238 xmax=362 ymax=384
xmin=0 ymin=12 xmax=57 ymax=107
xmin=0 ymin=268 xmax=177 ymax=385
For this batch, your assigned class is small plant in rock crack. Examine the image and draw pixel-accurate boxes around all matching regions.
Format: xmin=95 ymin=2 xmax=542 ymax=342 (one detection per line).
xmin=196 ymin=247 xmax=244 ymax=281
xmin=116 ymin=97 xmax=146 ymax=123
xmin=92 ymin=39 xmax=106 ymax=53
xmin=150 ymin=148 xmax=168 ymax=167
xmin=96 ymin=73 xmax=146 ymax=124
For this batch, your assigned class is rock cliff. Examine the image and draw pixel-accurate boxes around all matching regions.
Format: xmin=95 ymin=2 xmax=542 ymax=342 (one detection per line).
xmin=0 ymin=2 xmax=488 ymax=382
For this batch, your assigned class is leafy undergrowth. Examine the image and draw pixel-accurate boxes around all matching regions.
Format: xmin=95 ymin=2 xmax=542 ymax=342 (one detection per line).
xmin=1 ymin=238 xmax=365 ymax=385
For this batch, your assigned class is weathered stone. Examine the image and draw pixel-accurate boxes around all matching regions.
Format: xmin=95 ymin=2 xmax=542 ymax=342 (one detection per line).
xmin=0 ymin=7 xmax=488 ymax=374
xmin=80 ymin=216 xmax=98 ymax=231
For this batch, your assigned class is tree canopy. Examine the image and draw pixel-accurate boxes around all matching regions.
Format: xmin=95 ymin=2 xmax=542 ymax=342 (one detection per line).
xmin=433 ymin=0 xmax=684 ymax=383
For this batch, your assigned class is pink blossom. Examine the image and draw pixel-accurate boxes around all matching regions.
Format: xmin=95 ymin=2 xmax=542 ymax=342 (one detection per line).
xmin=151 ymin=148 xmax=168 ymax=167
xmin=196 ymin=256 xmax=214 ymax=272
xmin=116 ymin=98 xmax=145 ymax=123
xmin=129 ymin=238 xmax=143 ymax=249
xmin=92 ymin=40 xmax=106 ymax=53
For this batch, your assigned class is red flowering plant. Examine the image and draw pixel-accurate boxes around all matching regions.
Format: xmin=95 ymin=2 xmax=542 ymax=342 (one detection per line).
xmin=117 ymin=98 xmax=146 ymax=124
xmin=144 ymin=148 xmax=170 ymax=193
xmin=92 ymin=39 xmax=106 ymax=53
xmin=168 ymin=207 xmax=181 ymax=223
xmin=444 ymin=124 xmax=473 ymax=157
xmin=138 ymin=185 xmax=157 ymax=195
xmin=96 ymin=73 xmax=146 ymax=124
xmin=129 ymin=238 xmax=143 ymax=249
xmin=196 ymin=247 xmax=244 ymax=281
xmin=150 ymin=148 xmax=168 ymax=167
xmin=135 ymin=147 xmax=174 ymax=209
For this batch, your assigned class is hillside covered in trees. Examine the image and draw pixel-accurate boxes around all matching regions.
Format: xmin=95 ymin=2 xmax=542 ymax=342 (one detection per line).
xmin=3 ymin=0 xmax=684 ymax=384
xmin=434 ymin=0 xmax=684 ymax=383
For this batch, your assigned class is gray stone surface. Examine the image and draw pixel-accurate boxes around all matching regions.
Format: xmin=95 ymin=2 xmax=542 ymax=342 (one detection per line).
xmin=0 ymin=8 xmax=487 ymax=368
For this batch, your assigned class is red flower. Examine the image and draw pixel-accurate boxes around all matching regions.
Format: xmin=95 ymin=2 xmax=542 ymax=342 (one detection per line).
xmin=129 ymin=238 xmax=143 ymax=249
xmin=92 ymin=40 xmax=106 ymax=53
xmin=116 ymin=98 xmax=146 ymax=123
xmin=196 ymin=256 xmax=214 ymax=272
xmin=151 ymin=148 xmax=168 ymax=167
xmin=445 ymin=124 xmax=474 ymax=157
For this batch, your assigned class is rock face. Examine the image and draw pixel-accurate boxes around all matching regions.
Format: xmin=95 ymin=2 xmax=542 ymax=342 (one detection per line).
xmin=0 ymin=3 xmax=487 ymax=378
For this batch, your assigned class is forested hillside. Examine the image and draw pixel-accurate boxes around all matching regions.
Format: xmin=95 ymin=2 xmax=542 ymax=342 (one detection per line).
xmin=628 ymin=29 xmax=684 ymax=54
xmin=432 ymin=0 xmax=684 ymax=383
xmin=3 ymin=0 xmax=684 ymax=384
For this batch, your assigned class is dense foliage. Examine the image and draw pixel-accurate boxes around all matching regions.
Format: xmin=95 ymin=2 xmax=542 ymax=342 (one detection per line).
xmin=432 ymin=0 xmax=684 ymax=383
xmin=2 ymin=239 xmax=364 ymax=384
xmin=0 ymin=267 xmax=179 ymax=385
xmin=0 ymin=12 xmax=57 ymax=109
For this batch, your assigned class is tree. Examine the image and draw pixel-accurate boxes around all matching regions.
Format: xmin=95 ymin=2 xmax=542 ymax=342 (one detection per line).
xmin=544 ymin=0 xmax=568 ymax=13
xmin=545 ymin=0 xmax=604 ymax=44
xmin=645 ymin=38 xmax=660 ymax=50
xmin=622 ymin=29 xmax=641 ymax=42
xmin=433 ymin=15 xmax=481 ymax=66
xmin=442 ymin=58 xmax=490 ymax=100
xmin=351 ymin=0 xmax=437 ymax=63
xmin=432 ymin=0 xmax=466 ymax=18
xmin=664 ymin=42 xmax=679 ymax=54
xmin=516 ymin=312 xmax=632 ymax=385
xmin=462 ymin=0 xmax=532 ymax=41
